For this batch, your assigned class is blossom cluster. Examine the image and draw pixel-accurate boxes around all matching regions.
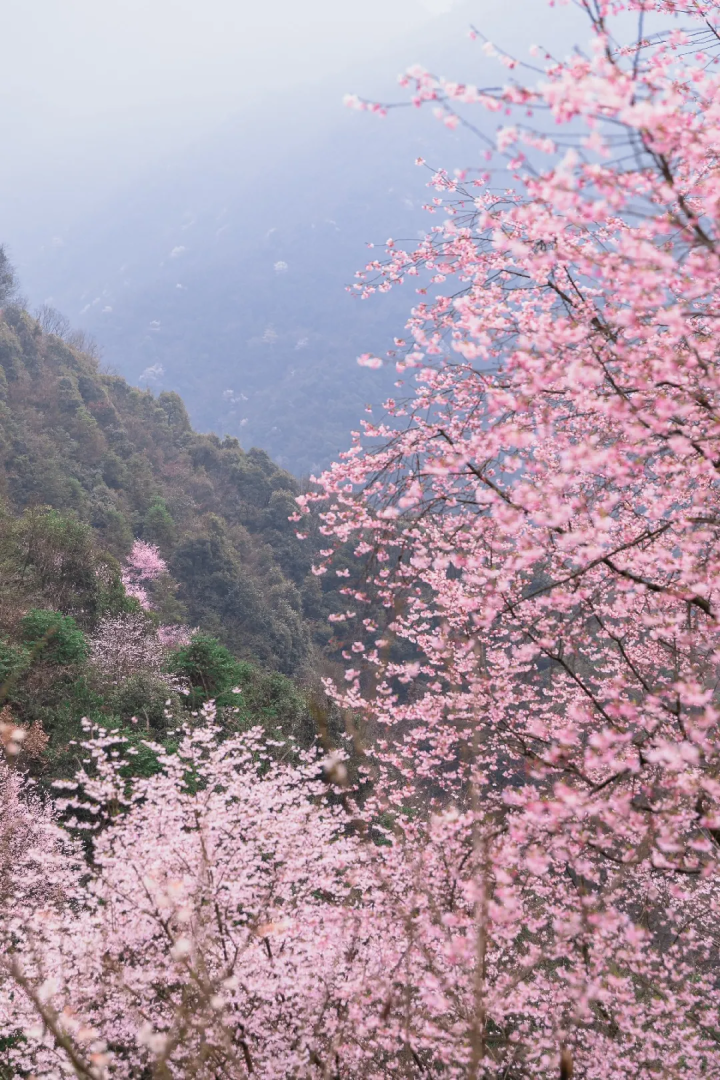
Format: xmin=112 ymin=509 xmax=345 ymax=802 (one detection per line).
xmin=120 ymin=539 xmax=167 ymax=611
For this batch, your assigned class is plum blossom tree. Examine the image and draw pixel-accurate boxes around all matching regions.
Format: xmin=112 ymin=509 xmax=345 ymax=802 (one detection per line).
xmin=7 ymin=1 xmax=720 ymax=1076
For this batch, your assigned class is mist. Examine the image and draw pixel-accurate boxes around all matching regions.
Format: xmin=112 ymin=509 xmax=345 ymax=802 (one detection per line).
xmin=0 ymin=0 xmax=593 ymax=473
xmin=0 ymin=0 xmax=458 ymax=245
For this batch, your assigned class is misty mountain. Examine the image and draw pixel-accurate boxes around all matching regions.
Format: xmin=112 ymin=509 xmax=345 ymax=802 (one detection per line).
xmin=6 ymin=3 xmax=587 ymax=476
xmin=15 ymin=109 xmax=472 ymax=475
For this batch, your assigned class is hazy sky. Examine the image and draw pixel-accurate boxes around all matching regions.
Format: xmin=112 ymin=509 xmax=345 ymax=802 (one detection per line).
xmin=0 ymin=0 xmax=478 ymax=243
xmin=0 ymin=0 xmax=600 ymax=263
xmin=0 ymin=1 xmax=463 ymax=150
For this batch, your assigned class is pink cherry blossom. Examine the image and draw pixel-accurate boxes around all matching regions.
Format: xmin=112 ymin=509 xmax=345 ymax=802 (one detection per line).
xmin=121 ymin=540 xmax=167 ymax=611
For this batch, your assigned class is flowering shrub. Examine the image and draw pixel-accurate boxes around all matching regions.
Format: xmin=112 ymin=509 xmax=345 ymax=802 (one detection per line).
xmin=21 ymin=609 xmax=88 ymax=666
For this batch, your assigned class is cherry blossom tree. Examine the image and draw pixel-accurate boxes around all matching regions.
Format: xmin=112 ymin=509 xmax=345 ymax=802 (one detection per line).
xmin=89 ymin=613 xmax=169 ymax=682
xmin=157 ymin=623 xmax=193 ymax=650
xmin=119 ymin=538 xmax=193 ymax=657
xmin=1 ymin=719 xmax=371 ymax=1079
xmin=0 ymin=758 xmax=83 ymax=1076
xmin=3 ymin=716 xmax=718 ymax=1078
xmin=303 ymin=0 xmax=720 ymax=1071
xmin=121 ymin=539 xmax=168 ymax=610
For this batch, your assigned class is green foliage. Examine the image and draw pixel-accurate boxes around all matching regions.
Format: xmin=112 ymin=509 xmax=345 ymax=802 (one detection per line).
xmin=0 ymin=279 xmax=369 ymax=788
xmin=97 ymin=508 xmax=134 ymax=552
xmin=101 ymin=451 xmax=127 ymax=489
xmin=107 ymin=673 xmax=179 ymax=732
xmin=0 ymin=484 xmax=323 ymax=785
xmin=143 ymin=496 xmax=176 ymax=548
xmin=0 ymin=245 xmax=19 ymax=305
xmin=0 ymin=302 xmax=338 ymax=671
xmin=21 ymin=609 xmax=89 ymax=665
xmin=96 ymin=567 xmax=143 ymax=619
xmin=0 ymin=323 xmax=22 ymax=381
xmin=167 ymin=632 xmax=314 ymax=743
xmin=13 ymin=508 xmax=101 ymax=619
xmin=228 ymin=664 xmax=315 ymax=744
xmin=115 ymin=724 xmax=178 ymax=780
xmin=169 ymin=518 xmax=309 ymax=674
xmin=0 ymin=638 xmax=30 ymax=685
xmin=166 ymin=633 xmax=244 ymax=707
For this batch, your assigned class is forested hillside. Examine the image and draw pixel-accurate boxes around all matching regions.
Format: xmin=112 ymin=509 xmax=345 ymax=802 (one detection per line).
xmin=0 ymin=297 xmax=347 ymax=674
xmin=0 ymin=287 xmax=360 ymax=786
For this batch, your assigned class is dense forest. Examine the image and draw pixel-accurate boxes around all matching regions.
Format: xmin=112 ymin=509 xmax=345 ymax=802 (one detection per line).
xmin=0 ymin=254 xmax=357 ymax=787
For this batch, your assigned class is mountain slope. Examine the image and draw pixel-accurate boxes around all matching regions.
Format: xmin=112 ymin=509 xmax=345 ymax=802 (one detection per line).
xmin=0 ymin=302 xmax=323 ymax=674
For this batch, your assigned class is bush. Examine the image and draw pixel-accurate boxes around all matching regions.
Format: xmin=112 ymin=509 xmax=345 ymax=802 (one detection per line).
xmin=20 ymin=610 xmax=88 ymax=666
xmin=166 ymin=633 xmax=244 ymax=708
xmin=167 ymin=632 xmax=315 ymax=744
xmin=228 ymin=666 xmax=314 ymax=744
xmin=0 ymin=639 xmax=30 ymax=687
xmin=107 ymin=674 xmax=180 ymax=732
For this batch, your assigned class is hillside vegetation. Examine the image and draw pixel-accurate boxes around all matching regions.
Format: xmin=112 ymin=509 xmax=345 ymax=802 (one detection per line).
xmin=0 ymin=300 xmax=341 ymax=674
xmin=0 ymin=287 xmax=361 ymax=784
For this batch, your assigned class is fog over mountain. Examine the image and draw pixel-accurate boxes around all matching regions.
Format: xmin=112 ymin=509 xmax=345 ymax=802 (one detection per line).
xmin=1 ymin=0 xmax=589 ymax=475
